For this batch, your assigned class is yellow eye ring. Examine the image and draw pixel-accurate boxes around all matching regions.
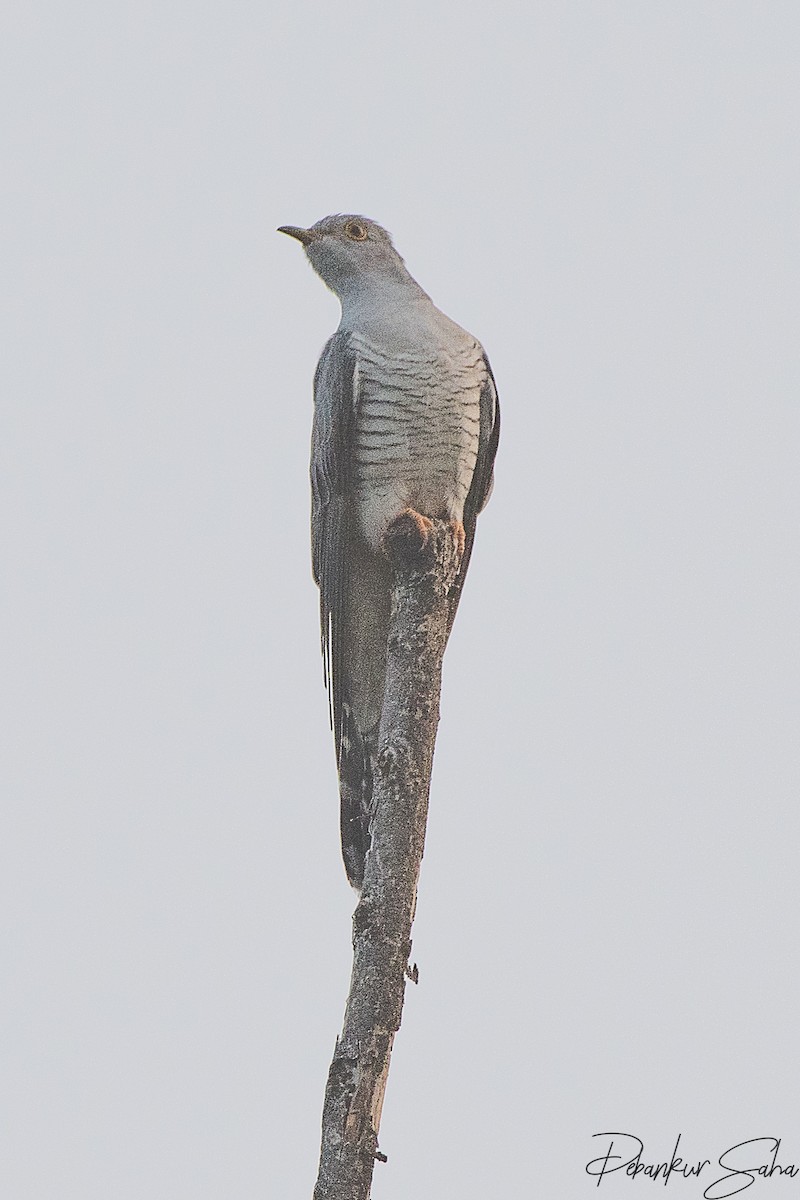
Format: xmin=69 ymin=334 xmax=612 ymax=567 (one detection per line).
xmin=345 ymin=220 xmax=368 ymax=241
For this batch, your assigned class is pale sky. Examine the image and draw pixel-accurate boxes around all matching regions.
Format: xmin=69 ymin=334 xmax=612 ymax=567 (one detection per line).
xmin=3 ymin=3 xmax=799 ymax=1197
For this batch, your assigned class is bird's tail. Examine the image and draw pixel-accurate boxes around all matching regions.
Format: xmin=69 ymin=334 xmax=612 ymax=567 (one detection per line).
xmin=338 ymin=703 xmax=379 ymax=891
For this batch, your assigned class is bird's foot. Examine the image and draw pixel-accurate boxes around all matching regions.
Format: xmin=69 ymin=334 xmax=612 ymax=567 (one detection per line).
xmin=384 ymin=509 xmax=434 ymax=565
xmin=450 ymin=519 xmax=466 ymax=560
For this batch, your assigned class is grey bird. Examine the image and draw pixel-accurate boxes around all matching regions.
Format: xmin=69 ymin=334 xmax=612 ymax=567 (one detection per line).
xmin=279 ymin=214 xmax=500 ymax=890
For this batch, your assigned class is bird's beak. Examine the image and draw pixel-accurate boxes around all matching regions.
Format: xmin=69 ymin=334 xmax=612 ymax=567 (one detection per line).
xmin=277 ymin=225 xmax=316 ymax=246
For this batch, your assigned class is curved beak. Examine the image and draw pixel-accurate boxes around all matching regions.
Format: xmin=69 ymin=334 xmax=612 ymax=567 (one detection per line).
xmin=277 ymin=225 xmax=316 ymax=246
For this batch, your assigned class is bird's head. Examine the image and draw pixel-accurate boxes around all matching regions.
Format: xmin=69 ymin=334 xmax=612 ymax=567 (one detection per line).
xmin=278 ymin=214 xmax=415 ymax=300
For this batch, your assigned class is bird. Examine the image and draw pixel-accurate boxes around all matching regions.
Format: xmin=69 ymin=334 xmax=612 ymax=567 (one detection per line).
xmin=279 ymin=214 xmax=499 ymax=890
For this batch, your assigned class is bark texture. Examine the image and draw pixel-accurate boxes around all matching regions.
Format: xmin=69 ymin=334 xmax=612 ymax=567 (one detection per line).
xmin=313 ymin=518 xmax=461 ymax=1200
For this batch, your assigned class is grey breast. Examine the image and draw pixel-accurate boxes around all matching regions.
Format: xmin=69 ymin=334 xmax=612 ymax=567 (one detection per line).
xmin=349 ymin=329 xmax=485 ymax=547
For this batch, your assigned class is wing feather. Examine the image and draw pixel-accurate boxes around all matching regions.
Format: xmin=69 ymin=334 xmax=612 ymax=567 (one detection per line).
xmin=310 ymin=331 xmax=356 ymax=763
xmin=448 ymin=354 xmax=500 ymax=631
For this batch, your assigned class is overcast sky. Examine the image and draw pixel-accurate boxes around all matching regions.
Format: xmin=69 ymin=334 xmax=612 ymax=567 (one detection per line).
xmin=3 ymin=2 xmax=799 ymax=1197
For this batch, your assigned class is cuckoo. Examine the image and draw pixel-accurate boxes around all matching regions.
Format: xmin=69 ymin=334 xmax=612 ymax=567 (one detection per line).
xmin=279 ymin=215 xmax=500 ymax=890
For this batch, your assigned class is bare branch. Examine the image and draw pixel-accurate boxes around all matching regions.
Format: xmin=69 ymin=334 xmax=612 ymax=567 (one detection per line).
xmin=313 ymin=518 xmax=461 ymax=1200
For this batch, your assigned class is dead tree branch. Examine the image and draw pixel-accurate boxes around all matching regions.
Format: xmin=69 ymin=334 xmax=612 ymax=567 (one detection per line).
xmin=313 ymin=517 xmax=461 ymax=1200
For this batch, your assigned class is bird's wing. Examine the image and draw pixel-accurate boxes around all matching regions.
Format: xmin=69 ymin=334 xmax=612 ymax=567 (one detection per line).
xmin=310 ymin=331 xmax=357 ymax=762
xmin=448 ymin=354 xmax=500 ymax=632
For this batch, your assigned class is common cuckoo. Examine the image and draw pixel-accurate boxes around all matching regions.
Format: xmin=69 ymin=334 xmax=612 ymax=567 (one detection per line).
xmin=279 ymin=215 xmax=500 ymax=890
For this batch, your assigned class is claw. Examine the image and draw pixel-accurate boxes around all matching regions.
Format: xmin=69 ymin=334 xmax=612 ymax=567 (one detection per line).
xmin=383 ymin=509 xmax=434 ymax=564
xmin=450 ymin=519 xmax=465 ymax=559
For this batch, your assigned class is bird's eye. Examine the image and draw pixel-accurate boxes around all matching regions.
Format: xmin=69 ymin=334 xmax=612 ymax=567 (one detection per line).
xmin=345 ymin=220 xmax=368 ymax=242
